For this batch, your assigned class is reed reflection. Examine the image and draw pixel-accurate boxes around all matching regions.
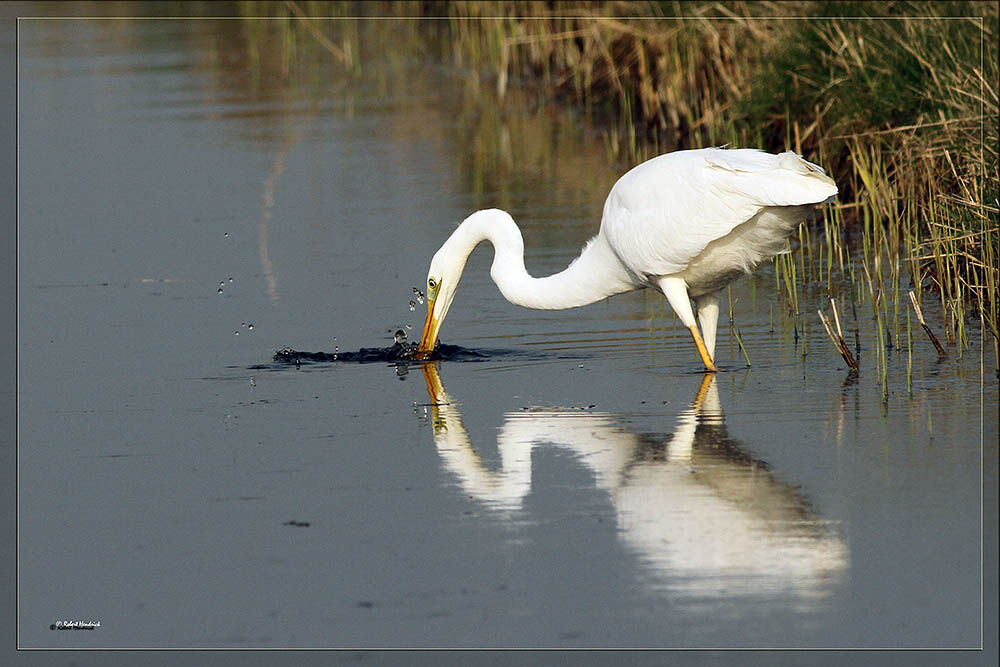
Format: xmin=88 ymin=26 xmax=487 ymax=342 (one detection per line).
xmin=421 ymin=364 xmax=848 ymax=603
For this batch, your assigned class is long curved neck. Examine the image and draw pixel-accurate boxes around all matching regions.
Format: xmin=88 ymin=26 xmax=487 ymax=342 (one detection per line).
xmin=448 ymin=209 xmax=637 ymax=310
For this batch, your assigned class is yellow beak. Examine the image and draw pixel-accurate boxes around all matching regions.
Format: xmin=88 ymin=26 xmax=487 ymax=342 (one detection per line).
xmin=416 ymin=294 xmax=439 ymax=360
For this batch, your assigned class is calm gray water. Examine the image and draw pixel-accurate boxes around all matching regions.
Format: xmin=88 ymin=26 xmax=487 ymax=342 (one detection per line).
xmin=16 ymin=17 xmax=997 ymax=651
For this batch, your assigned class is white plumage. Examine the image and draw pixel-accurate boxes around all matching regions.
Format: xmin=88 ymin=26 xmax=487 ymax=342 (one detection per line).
xmin=417 ymin=147 xmax=838 ymax=371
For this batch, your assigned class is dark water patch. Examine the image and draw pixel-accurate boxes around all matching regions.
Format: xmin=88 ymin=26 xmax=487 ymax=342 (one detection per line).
xmin=261 ymin=342 xmax=558 ymax=370
xmin=241 ymin=333 xmax=595 ymax=372
xmin=274 ymin=341 xmax=428 ymax=364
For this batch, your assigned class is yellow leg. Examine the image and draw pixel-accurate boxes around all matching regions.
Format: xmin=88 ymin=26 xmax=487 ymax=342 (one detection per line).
xmin=688 ymin=325 xmax=718 ymax=372
xmin=658 ymin=277 xmax=718 ymax=373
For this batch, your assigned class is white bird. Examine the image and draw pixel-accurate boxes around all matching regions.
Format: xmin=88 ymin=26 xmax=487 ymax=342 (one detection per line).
xmin=417 ymin=147 xmax=837 ymax=371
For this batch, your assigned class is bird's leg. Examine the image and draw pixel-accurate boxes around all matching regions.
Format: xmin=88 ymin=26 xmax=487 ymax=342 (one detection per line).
xmin=658 ymin=277 xmax=718 ymax=372
xmin=695 ymin=293 xmax=720 ymax=361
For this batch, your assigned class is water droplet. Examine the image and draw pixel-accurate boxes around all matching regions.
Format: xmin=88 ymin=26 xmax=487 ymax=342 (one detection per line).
xmin=234 ymin=331 xmax=239 ymax=336
xmin=394 ymin=329 xmax=407 ymax=344
xmin=409 ymin=300 xmax=416 ymax=311
xmin=224 ymin=232 xmax=229 ymax=238
xmin=416 ymin=293 xmax=424 ymax=304
xmin=220 ymin=281 xmax=225 ymax=287
xmin=247 ymin=324 xmax=254 ymax=330
xmin=218 ymin=288 xmax=223 ymax=294
xmin=249 ymin=377 xmax=256 ymax=387
xmin=404 ymin=323 xmax=412 ymax=330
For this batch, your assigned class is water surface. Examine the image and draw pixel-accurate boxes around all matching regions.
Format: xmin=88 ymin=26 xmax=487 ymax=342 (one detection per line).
xmin=17 ymin=16 xmax=996 ymax=650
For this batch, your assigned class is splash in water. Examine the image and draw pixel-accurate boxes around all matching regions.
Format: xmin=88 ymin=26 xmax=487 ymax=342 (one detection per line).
xmin=272 ymin=342 xmax=489 ymax=365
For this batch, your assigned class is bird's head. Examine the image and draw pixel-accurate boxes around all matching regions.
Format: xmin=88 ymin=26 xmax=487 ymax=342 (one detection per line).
xmin=417 ymin=240 xmax=467 ymax=358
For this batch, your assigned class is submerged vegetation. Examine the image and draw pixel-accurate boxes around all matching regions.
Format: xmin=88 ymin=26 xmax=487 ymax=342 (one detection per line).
xmin=214 ymin=1 xmax=999 ymax=375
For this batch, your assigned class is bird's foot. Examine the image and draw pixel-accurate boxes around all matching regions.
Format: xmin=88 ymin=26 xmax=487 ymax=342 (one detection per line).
xmin=687 ymin=325 xmax=718 ymax=372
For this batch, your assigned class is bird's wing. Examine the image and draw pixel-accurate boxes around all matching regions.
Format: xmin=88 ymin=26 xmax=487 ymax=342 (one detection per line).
xmin=601 ymin=148 xmax=837 ymax=280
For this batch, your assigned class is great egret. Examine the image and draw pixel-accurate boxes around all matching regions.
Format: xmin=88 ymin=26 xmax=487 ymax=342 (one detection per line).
xmin=417 ymin=147 xmax=837 ymax=370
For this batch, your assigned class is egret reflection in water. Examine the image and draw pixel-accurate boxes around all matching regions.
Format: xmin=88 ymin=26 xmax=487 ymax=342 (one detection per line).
xmin=421 ymin=365 xmax=848 ymax=603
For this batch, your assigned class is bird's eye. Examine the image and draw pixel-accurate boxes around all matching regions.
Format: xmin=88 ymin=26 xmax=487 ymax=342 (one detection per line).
xmin=428 ymin=278 xmax=437 ymax=289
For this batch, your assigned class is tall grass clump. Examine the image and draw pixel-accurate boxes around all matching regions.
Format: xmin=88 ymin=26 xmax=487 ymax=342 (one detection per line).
xmin=745 ymin=2 xmax=998 ymax=368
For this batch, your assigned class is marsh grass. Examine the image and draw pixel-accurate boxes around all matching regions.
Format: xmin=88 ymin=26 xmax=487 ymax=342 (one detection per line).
xmin=727 ymin=285 xmax=752 ymax=367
